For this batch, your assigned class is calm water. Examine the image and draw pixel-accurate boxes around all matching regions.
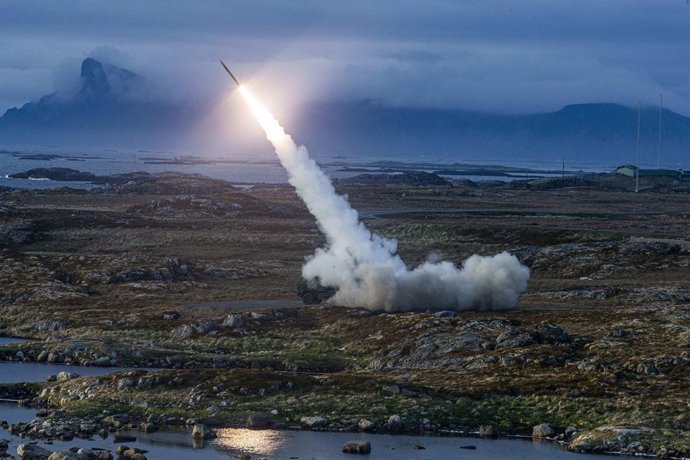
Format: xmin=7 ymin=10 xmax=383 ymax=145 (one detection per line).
xmin=0 ymin=404 xmax=620 ymax=460
xmin=0 ymin=361 xmax=140 ymax=383
xmin=0 ymin=149 xmax=604 ymax=189
xmin=0 ymin=337 xmax=30 ymax=346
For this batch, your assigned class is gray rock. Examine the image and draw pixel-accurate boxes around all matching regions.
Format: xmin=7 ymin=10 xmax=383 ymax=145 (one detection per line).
xmin=535 ymin=324 xmax=571 ymax=344
xmin=612 ymin=329 xmax=635 ymax=338
xmin=102 ymin=414 xmax=130 ymax=427
xmin=381 ymin=384 xmax=400 ymax=394
xmin=141 ymin=422 xmax=158 ymax=433
xmin=192 ymin=320 xmax=217 ymax=335
xmin=386 ymin=415 xmax=402 ymax=434
xmin=171 ymin=324 xmax=194 ymax=339
xmin=46 ymin=452 xmax=87 ymax=460
xmin=55 ymin=371 xmax=78 ymax=382
xmin=565 ymin=426 xmax=578 ymax=438
xmin=533 ymin=423 xmax=556 ymax=438
xmin=136 ymin=376 xmax=154 ymax=390
xmin=342 ymin=441 xmax=371 ymax=454
xmin=299 ymin=416 xmax=328 ymax=428
xmin=246 ymin=414 xmax=271 ymax=429
xmin=357 ymin=419 xmax=375 ymax=431
xmin=33 ymin=321 xmax=67 ymax=332
xmin=46 ymin=352 xmax=63 ymax=364
xmin=222 ymin=315 xmax=245 ymax=328
xmin=17 ymin=443 xmax=54 ymax=459
xmin=93 ymin=357 xmax=112 ymax=367
xmin=161 ymin=311 xmax=180 ymax=320
xmin=116 ymin=378 xmax=134 ymax=390
xmin=479 ymin=425 xmax=497 ymax=437
xmin=495 ymin=328 xmax=535 ymax=348
xmin=434 ymin=311 xmax=456 ymax=318
xmin=191 ymin=423 xmax=215 ymax=440
xmin=636 ymin=363 xmax=659 ymax=375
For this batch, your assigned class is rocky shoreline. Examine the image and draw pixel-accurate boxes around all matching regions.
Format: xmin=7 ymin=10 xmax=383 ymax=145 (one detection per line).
xmin=2 ymin=398 xmax=685 ymax=459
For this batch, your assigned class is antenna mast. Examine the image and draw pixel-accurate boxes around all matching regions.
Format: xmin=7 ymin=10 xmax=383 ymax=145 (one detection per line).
xmin=635 ymin=101 xmax=641 ymax=193
xmin=657 ymin=94 xmax=663 ymax=169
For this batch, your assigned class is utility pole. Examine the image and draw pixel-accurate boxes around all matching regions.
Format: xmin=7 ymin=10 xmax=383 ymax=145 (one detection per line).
xmin=635 ymin=101 xmax=641 ymax=193
xmin=657 ymin=94 xmax=663 ymax=169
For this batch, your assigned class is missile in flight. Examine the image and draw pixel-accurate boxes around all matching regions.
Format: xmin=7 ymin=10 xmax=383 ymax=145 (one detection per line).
xmin=219 ymin=60 xmax=241 ymax=87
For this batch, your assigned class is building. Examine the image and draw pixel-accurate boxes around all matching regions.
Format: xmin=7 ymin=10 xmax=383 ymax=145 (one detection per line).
xmin=616 ymin=165 xmax=690 ymax=180
xmin=616 ymin=165 xmax=636 ymax=177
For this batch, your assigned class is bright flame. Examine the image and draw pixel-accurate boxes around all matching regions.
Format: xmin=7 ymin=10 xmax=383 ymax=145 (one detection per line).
xmin=239 ymin=86 xmax=288 ymax=145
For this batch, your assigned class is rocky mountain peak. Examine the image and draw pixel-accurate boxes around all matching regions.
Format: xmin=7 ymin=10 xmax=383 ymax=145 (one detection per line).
xmin=76 ymin=58 xmax=144 ymax=100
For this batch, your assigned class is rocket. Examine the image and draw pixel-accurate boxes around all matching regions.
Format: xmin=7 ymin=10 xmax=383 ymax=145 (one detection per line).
xmin=219 ymin=60 xmax=241 ymax=87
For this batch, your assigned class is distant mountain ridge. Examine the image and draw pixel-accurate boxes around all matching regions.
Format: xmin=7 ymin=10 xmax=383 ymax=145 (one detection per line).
xmin=293 ymin=101 xmax=690 ymax=167
xmin=1 ymin=58 xmax=689 ymax=167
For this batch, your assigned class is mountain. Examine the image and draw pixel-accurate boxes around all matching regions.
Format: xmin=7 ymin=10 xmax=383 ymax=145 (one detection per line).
xmin=0 ymin=58 xmax=199 ymax=149
xmin=1 ymin=58 xmax=689 ymax=167
xmin=292 ymin=102 xmax=690 ymax=167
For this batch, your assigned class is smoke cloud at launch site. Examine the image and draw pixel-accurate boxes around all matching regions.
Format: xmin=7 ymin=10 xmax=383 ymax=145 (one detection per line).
xmin=240 ymin=86 xmax=530 ymax=312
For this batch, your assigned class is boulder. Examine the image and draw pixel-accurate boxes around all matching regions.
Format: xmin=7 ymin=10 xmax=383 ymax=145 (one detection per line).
xmin=342 ymin=441 xmax=371 ymax=454
xmin=495 ymin=328 xmax=535 ymax=348
xmin=191 ymin=423 xmax=215 ymax=440
xmin=141 ymin=422 xmax=158 ymax=433
xmin=17 ymin=443 xmax=54 ymax=460
xmin=299 ymin=416 xmax=328 ymax=428
xmin=479 ymin=425 xmax=497 ymax=437
xmin=222 ymin=315 xmax=245 ymax=328
xmin=535 ymin=324 xmax=571 ymax=344
xmin=171 ymin=324 xmax=194 ymax=339
xmin=55 ymin=371 xmax=79 ymax=382
xmin=94 ymin=357 xmax=112 ymax=367
xmin=246 ymin=415 xmax=271 ymax=429
xmin=46 ymin=452 xmax=87 ymax=460
xmin=357 ymin=419 xmax=375 ymax=431
xmin=116 ymin=378 xmax=134 ymax=390
xmin=161 ymin=311 xmax=180 ymax=320
xmin=191 ymin=320 xmax=217 ymax=335
xmin=386 ymin=415 xmax=402 ymax=434
xmin=82 ymin=450 xmax=112 ymax=460
xmin=533 ymin=423 xmax=556 ymax=438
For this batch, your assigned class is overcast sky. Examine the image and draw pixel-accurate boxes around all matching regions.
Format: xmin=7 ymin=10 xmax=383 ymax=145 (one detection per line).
xmin=1 ymin=0 xmax=689 ymax=115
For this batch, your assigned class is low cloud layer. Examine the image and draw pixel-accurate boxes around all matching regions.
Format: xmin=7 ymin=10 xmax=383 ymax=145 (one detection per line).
xmin=0 ymin=1 xmax=688 ymax=115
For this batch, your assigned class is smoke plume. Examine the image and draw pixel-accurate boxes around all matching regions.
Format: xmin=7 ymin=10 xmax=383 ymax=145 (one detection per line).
xmin=239 ymin=86 xmax=530 ymax=312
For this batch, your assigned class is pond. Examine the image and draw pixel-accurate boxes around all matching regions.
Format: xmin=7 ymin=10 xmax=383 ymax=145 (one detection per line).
xmin=0 ymin=361 xmax=141 ymax=383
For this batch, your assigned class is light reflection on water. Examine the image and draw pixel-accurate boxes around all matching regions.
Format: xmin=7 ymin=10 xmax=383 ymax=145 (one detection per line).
xmin=214 ymin=428 xmax=282 ymax=456
xmin=0 ymin=407 xmax=630 ymax=460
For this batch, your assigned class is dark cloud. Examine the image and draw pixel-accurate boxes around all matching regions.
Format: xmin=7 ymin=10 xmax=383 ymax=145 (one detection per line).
xmin=0 ymin=1 xmax=688 ymax=114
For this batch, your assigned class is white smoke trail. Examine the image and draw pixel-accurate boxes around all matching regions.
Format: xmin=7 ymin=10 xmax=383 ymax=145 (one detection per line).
xmin=239 ymin=86 xmax=530 ymax=312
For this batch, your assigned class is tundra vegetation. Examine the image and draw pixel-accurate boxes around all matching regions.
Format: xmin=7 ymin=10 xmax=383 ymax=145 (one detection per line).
xmin=0 ymin=171 xmax=689 ymax=458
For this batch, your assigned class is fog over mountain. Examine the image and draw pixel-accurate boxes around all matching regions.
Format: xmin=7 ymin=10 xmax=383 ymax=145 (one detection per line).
xmin=1 ymin=58 xmax=689 ymax=168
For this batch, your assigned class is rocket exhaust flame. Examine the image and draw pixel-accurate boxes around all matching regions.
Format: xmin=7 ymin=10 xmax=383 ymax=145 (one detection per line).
xmin=236 ymin=83 xmax=530 ymax=312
